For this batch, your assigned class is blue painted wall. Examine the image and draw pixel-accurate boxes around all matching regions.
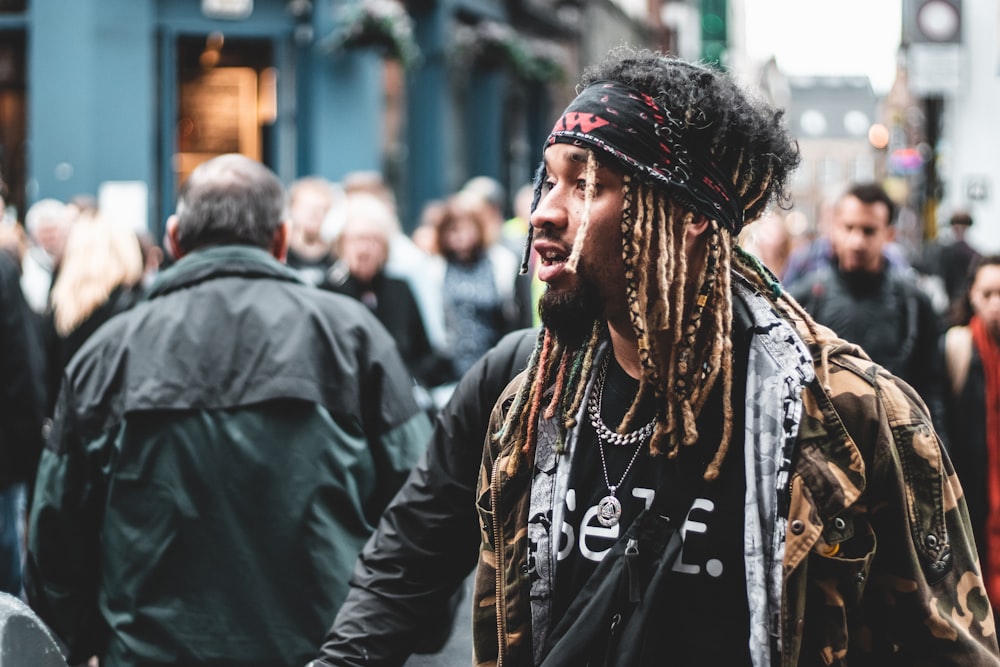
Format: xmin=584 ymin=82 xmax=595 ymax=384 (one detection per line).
xmin=30 ymin=0 xmax=156 ymax=206
xmin=27 ymin=0 xmax=387 ymax=234
xmin=23 ymin=0 xmax=549 ymax=235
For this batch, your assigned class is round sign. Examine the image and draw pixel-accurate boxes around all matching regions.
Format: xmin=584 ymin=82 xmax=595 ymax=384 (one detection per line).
xmin=917 ymin=0 xmax=960 ymax=42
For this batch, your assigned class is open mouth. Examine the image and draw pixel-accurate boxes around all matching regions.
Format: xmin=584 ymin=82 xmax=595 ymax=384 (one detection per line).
xmin=539 ymin=248 xmax=568 ymax=267
xmin=535 ymin=245 xmax=571 ymax=283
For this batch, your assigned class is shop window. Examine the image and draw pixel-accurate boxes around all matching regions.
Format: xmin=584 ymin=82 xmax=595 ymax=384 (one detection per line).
xmin=174 ymin=34 xmax=274 ymax=186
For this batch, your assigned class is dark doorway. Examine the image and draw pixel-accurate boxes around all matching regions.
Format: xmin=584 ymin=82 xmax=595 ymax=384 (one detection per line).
xmin=174 ymin=34 xmax=275 ymax=186
xmin=0 ymin=30 xmax=27 ymax=221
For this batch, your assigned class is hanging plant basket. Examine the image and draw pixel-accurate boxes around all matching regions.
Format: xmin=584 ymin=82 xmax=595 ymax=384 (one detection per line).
xmin=318 ymin=0 xmax=422 ymax=69
xmin=449 ymin=21 xmax=567 ymax=84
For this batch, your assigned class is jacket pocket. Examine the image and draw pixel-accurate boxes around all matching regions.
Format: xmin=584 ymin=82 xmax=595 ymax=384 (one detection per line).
xmin=800 ymin=518 xmax=876 ymax=666
xmin=892 ymin=420 xmax=953 ymax=583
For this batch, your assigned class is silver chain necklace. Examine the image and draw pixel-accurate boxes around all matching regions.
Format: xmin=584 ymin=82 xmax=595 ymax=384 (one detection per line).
xmin=587 ymin=356 xmax=657 ymax=447
xmin=589 ymin=355 xmax=657 ymax=527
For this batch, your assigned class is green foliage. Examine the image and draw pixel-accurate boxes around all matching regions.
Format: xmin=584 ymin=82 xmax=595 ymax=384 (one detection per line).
xmin=318 ymin=0 xmax=422 ymax=69
xmin=450 ymin=21 xmax=566 ymax=84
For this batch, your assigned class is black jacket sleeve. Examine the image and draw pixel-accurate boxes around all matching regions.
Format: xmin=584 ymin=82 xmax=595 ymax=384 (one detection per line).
xmin=313 ymin=328 xmax=539 ymax=667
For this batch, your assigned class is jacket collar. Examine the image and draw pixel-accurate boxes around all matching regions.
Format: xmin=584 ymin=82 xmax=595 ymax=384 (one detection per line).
xmin=147 ymin=245 xmax=302 ymax=299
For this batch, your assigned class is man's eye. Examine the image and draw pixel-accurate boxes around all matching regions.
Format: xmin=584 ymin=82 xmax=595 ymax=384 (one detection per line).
xmin=541 ymin=180 xmax=555 ymax=193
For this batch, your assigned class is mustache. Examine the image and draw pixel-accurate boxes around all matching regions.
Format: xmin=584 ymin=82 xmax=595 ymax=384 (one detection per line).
xmin=532 ymin=226 xmax=564 ymax=242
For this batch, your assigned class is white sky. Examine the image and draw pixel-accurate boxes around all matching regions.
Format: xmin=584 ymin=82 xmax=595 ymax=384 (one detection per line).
xmin=743 ymin=0 xmax=903 ymax=94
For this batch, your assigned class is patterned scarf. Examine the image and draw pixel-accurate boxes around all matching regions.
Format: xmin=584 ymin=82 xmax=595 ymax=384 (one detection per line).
xmin=545 ymin=80 xmax=745 ymax=234
xmin=971 ymin=313 xmax=1000 ymax=604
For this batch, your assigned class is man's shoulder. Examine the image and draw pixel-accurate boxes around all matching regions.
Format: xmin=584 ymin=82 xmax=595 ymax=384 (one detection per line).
xmin=461 ymin=329 xmax=537 ymax=406
xmin=818 ymin=340 xmax=932 ymax=431
xmin=887 ymin=266 xmax=932 ymax=296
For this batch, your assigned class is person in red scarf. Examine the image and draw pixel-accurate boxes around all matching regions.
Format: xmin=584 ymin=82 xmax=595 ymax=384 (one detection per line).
xmin=945 ymin=254 xmax=1000 ymax=609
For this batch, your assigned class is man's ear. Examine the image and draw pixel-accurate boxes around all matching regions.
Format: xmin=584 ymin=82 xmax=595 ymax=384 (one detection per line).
xmin=886 ymin=225 xmax=897 ymax=243
xmin=685 ymin=215 xmax=712 ymax=240
xmin=270 ymin=221 xmax=290 ymax=263
xmin=165 ymin=215 xmax=185 ymax=260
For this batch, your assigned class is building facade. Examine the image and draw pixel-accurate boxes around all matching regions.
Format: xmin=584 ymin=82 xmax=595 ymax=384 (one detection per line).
xmin=0 ymin=0 xmax=615 ymax=237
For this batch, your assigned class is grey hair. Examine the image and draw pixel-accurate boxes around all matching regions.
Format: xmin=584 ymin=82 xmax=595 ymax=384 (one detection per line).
xmin=172 ymin=154 xmax=288 ymax=254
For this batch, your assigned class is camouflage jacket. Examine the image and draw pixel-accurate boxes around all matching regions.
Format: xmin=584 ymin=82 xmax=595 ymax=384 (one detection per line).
xmin=473 ymin=276 xmax=1000 ymax=667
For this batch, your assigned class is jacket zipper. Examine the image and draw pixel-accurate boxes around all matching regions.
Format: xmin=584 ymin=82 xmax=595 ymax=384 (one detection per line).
xmin=625 ymin=538 xmax=640 ymax=603
xmin=492 ymin=456 xmax=507 ymax=665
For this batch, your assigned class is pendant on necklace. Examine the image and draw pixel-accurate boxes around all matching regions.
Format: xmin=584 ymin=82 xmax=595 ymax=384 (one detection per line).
xmin=597 ymin=494 xmax=623 ymax=527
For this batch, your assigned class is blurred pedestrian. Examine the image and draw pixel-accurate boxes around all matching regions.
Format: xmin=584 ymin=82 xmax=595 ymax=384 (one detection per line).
xmin=44 ymin=212 xmax=145 ymax=416
xmin=789 ymin=182 xmax=946 ymax=435
xmin=0 ymin=248 xmax=46 ymax=597
xmin=0 ymin=217 xmax=27 ymax=266
xmin=431 ymin=190 xmax=530 ymax=389
xmin=287 ymin=176 xmax=341 ymax=286
xmin=782 ymin=191 xmax=909 ymax=289
xmin=20 ymin=198 xmax=71 ymax=315
xmin=25 ymin=154 xmax=431 ymax=667
xmin=923 ymin=210 xmax=983 ymax=327
xmin=943 ymin=254 xmax=1000 ymax=612
xmin=320 ymin=193 xmax=448 ymax=393
xmin=411 ymin=198 xmax=446 ymax=256
xmin=344 ymin=170 xmax=448 ymax=352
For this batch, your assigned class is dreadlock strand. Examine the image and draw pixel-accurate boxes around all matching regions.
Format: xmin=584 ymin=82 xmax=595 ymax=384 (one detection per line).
xmin=563 ymin=325 xmax=603 ymax=431
xmin=519 ymin=331 xmax=556 ymax=466
xmin=684 ymin=224 xmax=723 ymax=413
xmin=564 ymin=151 xmax=599 ymax=274
xmin=681 ymin=400 xmax=698 ymax=446
xmin=510 ymin=329 xmax=552 ymax=469
xmin=703 ymin=243 xmax=735 ymax=480
xmin=544 ymin=346 xmax=569 ymax=420
xmin=653 ymin=191 xmax=672 ymax=331
xmin=622 ymin=179 xmax=647 ymax=343
xmin=653 ymin=202 xmax=689 ymax=449
xmin=496 ymin=329 xmax=545 ymax=442
xmin=502 ymin=330 xmax=550 ymax=474
xmin=731 ymin=148 xmax=748 ymax=197
xmin=671 ymin=207 xmax=690 ymax=345
xmin=618 ymin=180 xmax=660 ymax=435
xmin=621 ymin=183 xmax=658 ymax=432
xmin=518 ymin=225 xmax=535 ymax=276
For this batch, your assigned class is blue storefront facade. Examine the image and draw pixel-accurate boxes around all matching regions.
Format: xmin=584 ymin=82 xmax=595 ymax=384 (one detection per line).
xmin=0 ymin=0 xmax=586 ymax=237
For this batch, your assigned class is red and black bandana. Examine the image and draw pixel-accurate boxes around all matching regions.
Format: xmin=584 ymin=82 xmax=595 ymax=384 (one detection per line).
xmin=545 ymin=80 xmax=745 ymax=234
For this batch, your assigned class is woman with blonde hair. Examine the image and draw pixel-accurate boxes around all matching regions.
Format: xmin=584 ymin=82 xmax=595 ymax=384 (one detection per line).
xmin=46 ymin=212 xmax=144 ymax=413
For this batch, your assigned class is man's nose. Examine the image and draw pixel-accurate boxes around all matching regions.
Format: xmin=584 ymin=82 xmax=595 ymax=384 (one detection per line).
xmin=530 ymin=188 xmax=567 ymax=231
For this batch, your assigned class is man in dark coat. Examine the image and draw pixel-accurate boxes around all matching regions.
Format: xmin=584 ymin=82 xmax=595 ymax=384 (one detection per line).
xmin=25 ymin=154 xmax=431 ymax=667
xmin=0 ymin=247 xmax=46 ymax=596
xmin=789 ymin=182 xmax=946 ymax=433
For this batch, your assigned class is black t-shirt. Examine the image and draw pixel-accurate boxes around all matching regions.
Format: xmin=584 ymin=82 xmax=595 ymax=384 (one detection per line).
xmin=550 ymin=324 xmax=752 ymax=665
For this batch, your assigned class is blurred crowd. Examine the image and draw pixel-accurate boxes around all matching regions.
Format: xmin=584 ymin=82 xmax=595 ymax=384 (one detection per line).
xmin=3 ymin=165 xmax=1000 ymax=663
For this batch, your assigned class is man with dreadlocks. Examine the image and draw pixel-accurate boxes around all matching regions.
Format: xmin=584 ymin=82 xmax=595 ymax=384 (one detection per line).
xmin=309 ymin=49 xmax=998 ymax=667
xmin=470 ymin=50 xmax=998 ymax=666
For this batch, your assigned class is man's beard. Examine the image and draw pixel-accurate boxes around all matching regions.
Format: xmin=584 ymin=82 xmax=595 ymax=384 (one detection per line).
xmin=538 ymin=269 xmax=604 ymax=348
